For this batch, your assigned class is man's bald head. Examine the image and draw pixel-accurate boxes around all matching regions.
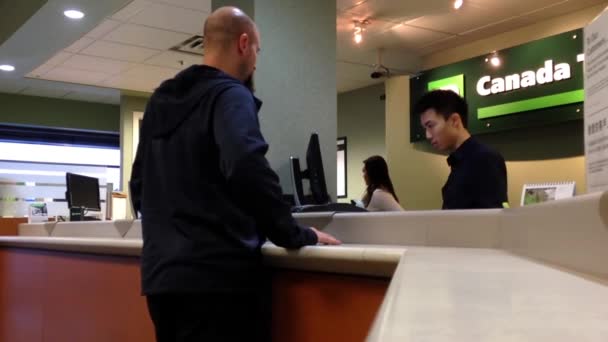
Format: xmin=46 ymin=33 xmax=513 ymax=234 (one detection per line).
xmin=203 ymin=7 xmax=257 ymax=52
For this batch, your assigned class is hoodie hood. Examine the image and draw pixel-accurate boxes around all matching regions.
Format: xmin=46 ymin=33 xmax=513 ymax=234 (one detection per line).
xmin=147 ymin=65 xmax=250 ymax=137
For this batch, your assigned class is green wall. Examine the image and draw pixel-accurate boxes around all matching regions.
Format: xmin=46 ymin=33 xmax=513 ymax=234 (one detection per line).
xmin=0 ymin=92 xmax=120 ymax=131
xmin=337 ymin=84 xmax=386 ymax=202
xmin=212 ymin=0 xmax=254 ymax=17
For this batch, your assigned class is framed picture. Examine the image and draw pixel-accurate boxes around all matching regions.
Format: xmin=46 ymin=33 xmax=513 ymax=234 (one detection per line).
xmin=520 ymin=182 xmax=576 ymax=206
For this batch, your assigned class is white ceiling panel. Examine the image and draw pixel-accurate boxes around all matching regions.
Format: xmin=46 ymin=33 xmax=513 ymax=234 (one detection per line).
xmin=45 ymin=52 xmax=73 ymax=66
xmin=368 ymin=23 xmax=453 ymax=49
xmin=345 ymin=0 xmax=446 ymax=22
xmin=522 ymin=0 xmax=608 ymax=22
xmin=27 ymin=63 xmax=55 ymax=78
xmin=64 ymin=37 xmax=96 ymax=54
xmin=61 ymin=54 xmax=135 ymax=75
xmin=104 ymin=64 xmax=178 ymax=91
xmin=19 ymin=86 xmax=71 ymax=98
xmin=407 ymin=6 xmax=519 ymax=35
xmin=144 ymin=50 xmax=201 ymax=69
xmin=111 ymin=0 xmax=153 ymax=22
xmin=103 ymin=24 xmax=191 ymax=50
xmin=121 ymin=64 xmax=178 ymax=81
xmin=337 ymin=0 xmax=370 ymax=12
xmin=44 ymin=67 xmax=112 ymax=85
xmin=85 ymin=19 xmax=122 ymax=39
xmin=153 ymin=0 xmax=211 ymax=12
xmin=130 ymin=3 xmax=208 ymax=34
xmin=80 ymin=40 xmax=160 ymax=63
xmin=418 ymin=15 xmax=536 ymax=55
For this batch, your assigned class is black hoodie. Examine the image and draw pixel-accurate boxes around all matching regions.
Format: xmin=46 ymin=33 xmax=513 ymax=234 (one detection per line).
xmin=131 ymin=65 xmax=317 ymax=295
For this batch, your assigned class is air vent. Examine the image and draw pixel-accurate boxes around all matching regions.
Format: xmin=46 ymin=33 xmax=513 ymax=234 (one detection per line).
xmin=171 ymin=35 xmax=204 ymax=56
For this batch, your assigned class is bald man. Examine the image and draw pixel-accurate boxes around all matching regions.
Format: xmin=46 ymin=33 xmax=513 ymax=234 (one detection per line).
xmin=130 ymin=7 xmax=340 ymax=342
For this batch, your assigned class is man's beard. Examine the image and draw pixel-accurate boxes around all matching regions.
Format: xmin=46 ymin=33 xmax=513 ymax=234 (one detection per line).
xmin=244 ymin=74 xmax=255 ymax=93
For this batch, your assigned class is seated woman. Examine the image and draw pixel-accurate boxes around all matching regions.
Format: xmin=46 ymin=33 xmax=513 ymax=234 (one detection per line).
xmin=361 ymin=156 xmax=404 ymax=212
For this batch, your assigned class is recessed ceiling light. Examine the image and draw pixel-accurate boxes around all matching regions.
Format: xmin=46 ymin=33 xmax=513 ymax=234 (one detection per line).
xmin=454 ymin=0 xmax=464 ymax=10
xmin=0 ymin=65 xmax=15 ymax=72
xmin=64 ymin=9 xmax=85 ymax=20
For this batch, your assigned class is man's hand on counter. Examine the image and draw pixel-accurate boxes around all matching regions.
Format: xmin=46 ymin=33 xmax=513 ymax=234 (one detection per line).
xmin=310 ymin=227 xmax=341 ymax=245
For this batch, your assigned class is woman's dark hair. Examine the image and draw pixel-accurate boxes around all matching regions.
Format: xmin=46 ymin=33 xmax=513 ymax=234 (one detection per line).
xmin=362 ymin=155 xmax=399 ymax=207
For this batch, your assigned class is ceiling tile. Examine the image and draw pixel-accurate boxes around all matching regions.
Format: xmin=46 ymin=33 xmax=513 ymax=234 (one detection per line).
xmin=130 ymin=3 xmax=208 ymax=34
xmin=521 ymin=0 xmax=608 ymax=22
xmin=45 ymin=52 xmax=73 ymax=66
xmin=27 ymin=63 xmax=55 ymax=78
xmin=337 ymin=0 xmax=370 ymax=12
xmin=406 ymin=5 xmax=518 ymax=35
xmin=153 ymin=0 xmax=211 ymax=13
xmin=64 ymin=37 xmax=96 ymax=54
xmin=19 ymin=86 xmax=71 ymax=98
xmin=346 ymin=0 xmax=447 ymax=22
xmin=80 ymin=41 xmax=160 ymax=63
xmin=418 ymin=15 xmax=536 ymax=55
xmin=43 ymin=67 xmax=112 ymax=85
xmin=144 ymin=50 xmax=201 ymax=69
xmin=370 ymin=23 xmax=453 ymax=49
xmin=61 ymin=55 xmax=135 ymax=75
xmin=103 ymin=24 xmax=191 ymax=50
xmin=85 ymin=19 xmax=122 ymax=39
xmin=111 ymin=0 xmax=153 ymax=22
xmin=104 ymin=65 xmax=178 ymax=92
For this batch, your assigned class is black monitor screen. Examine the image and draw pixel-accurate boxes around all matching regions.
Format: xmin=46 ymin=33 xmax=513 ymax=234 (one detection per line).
xmin=306 ymin=133 xmax=330 ymax=204
xmin=66 ymin=173 xmax=101 ymax=211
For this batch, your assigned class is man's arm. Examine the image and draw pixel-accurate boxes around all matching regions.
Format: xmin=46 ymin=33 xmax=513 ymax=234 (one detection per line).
xmin=213 ymin=86 xmax=339 ymax=248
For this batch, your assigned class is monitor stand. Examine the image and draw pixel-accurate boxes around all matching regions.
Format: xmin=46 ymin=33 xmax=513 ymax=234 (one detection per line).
xmin=69 ymin=207 xmax=85 ymax=221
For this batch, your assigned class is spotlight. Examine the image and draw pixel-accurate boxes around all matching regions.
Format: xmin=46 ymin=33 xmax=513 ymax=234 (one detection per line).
xmin=490 ymin=55 xmax=501 ymax=67
xmin=353 ymin=20 xmax=369 ymax=45
xmin=0 ymin=65 xmax=15 ymax=72
xmin=64 ymin=9 xmax=85 ymax=20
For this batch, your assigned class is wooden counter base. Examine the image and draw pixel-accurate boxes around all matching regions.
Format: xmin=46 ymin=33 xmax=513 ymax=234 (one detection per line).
xmin=0 ymin=247 xmax=389 ymax=342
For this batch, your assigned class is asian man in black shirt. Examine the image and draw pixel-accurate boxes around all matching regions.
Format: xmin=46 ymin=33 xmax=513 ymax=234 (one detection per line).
xmin=415 ymin=90 xmax=508 ymax=210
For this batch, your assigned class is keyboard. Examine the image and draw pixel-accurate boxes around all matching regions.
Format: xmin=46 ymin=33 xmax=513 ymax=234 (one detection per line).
xmin=292 ymin=203 xmax=367 ymax=213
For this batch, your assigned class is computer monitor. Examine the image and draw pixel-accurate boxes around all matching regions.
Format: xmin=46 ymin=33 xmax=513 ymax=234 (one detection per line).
xmin=66 ymin=173 xmax=101 ymax=211
xmin=289 ymin=133 xmax=331 ymax=206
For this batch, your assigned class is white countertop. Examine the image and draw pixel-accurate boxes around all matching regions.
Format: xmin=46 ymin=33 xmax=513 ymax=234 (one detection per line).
xmin=368 ymin=247 xmax=608 ymax=342
xmin=0 ymin=236 xmax=404 ymax=277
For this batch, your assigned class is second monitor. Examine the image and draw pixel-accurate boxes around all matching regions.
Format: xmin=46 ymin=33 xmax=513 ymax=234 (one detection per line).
xmin=289 ymin=133 xmax=366 ymax=213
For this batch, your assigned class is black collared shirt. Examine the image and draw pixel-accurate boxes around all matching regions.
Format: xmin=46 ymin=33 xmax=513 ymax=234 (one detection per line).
xmin=442 ymin=137 xmax=508 ymax=210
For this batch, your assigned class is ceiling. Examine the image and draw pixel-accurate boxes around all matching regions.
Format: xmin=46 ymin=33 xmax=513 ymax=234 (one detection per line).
xmin=0 ymin=0 xmax=210 ymax=105
xmin=27 ymin=0 xmax=210 ymax=95
xmin=0 ymin=0 xmax=607 ymax=104
xmin=336 ymin=0 xmax=608 ymax=92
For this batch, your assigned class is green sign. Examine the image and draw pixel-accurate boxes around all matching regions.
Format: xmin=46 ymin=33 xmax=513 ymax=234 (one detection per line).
xmin=428 ymin=74 xmax=465 ymax=97
xmin=410 ymin=29 xmax=584 ymax=142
